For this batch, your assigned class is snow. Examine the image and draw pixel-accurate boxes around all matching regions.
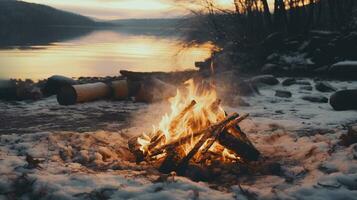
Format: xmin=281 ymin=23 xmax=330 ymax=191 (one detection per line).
xmin=1 ymin=78 xmax=357 ymax=199
xmin=332 ymin=61 xmax=357 ymax=67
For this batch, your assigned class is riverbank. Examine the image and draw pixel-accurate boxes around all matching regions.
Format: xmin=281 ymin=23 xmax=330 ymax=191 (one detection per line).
xmin=1 ymin=75 xmax=357 ymax=199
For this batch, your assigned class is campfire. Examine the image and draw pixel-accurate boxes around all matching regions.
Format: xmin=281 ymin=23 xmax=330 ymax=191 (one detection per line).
xmin=128 ymin=79 xmax=260 ymax=177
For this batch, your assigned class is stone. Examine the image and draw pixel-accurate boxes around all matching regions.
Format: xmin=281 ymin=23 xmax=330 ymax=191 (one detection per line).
xmin=261 ymin=63 xmax=281 ymax=74
xmin=302 ymin=94 xmax=328 ymax=103
xmin=275 ymin=90 xmax=292 ymax=98
xmin=251 ymin=75 xmax=279 ymax=86
xmin=295 ymin=80 xmax=311 ymax=85
xmin=330 ymin=90 xmax=357 ymax=111
xmin=236 ymin=80 xmax=258 ymax=96
xmin=315 ymin=81 xmax=337 ymax=92
xmin=314 ymin=65 xmax=329 ymax=74
xmin=329 ymin=61 xmax=357 ymax=79
xmin=282 ymin=78 xmax=296 ymax=86
xmin=300 ymin=86 xmax=313 ymax=91
xmin=266 ymin=53 xmax=280 ymax=62
xmin=236 ymin=97 xmax=250 ymax=107
xmin=262 ymin=32 xmax=284 ymax=50
xmin=0 ymin=79 xmax=17 ymax=100
xmin=339 ymin=125 xmax=357 ymax=147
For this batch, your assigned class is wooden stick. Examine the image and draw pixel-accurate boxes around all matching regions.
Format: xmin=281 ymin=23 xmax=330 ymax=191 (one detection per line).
xmin=147 ymin=113 xmax=249 ymax=158
xmin=128 ymin=136 xmax=145 ymax=163
xmin=169 ymin=100 xmax=197 ymax=133
xmin=175 ymin=113 xmax=239 ymax=174
xmin=147 ymin=100 xmax=197 ymax=151
xmin=218 ymin=126 xmax=260 ymax=161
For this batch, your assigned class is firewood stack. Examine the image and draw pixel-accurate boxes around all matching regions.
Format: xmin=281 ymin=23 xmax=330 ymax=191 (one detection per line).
xmin=128 ymin=99 xmax=260 ymax=176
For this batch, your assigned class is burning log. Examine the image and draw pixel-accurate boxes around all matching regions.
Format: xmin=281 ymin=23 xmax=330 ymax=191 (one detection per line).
xmin=200 ymin=113 xmax=251 ymax=156
xmin=218 ymin=126 xmax=260 ymax=161
xmin=127 ymin=78 xmax=261 ymax=178
xmin=128 ymin=136 xmax=145 ymax=163
xmin=148 ymin=100 xmax=197 ymax=152
xmin=57 ymin=82 xmax=111 ymax=105
xmin=174 ymin=113 xmax=239 ymax=174
xmin=147 ymin=113 xmax=250 ymax=159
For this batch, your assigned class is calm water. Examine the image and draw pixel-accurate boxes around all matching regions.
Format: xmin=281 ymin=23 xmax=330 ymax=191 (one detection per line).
xmin=0 ymin=27 xmax=212 ymax=80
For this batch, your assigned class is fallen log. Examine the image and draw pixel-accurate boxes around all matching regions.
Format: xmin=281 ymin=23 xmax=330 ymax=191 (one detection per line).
xmin=135 ymin=78 xmax=176 ymax=103
xmin=43 ymin=75 xmax=76 ymax=96
xmin=111 ymin=79 xmax=141 ymax=100
xmin=57 ymin=82 xmax=111 ymax=105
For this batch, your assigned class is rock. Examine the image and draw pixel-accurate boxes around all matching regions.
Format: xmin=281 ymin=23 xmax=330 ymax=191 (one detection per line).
xmin=43 ymin=75 xmax=77 ymax=96
xmin=317 ymin=180 xmax=341 ymax=189
xmin=261 ymin=63 xmax=282 ymax=74
xmin=329 ymin=61 xmax=357 ymax=79
xmin=339 ymin=125 xmax=357 ymax=147
xmin=300 ymin=86 xmax=313 ymax=91
xmin=353 ymin=145 xmax=357 ymax=160
xmin=302 ymin=94 xmax=328 ymax=103
xmin=235 ymin=97 xmax=250 ymax=107
xmin=251 ymin=75 xmax=279 ymax=86
xmin=266 ymin=53 xmax=280 ymax=62
xmin=275 ymin=90 xmax=292 ymax=98
xmin=314 ymin=65 xmax=329 ymax=74
xmin=330 ymin=90 xmax=357 ymax=111
xmin=0 ymin=79 xmax=17 ymax=100
xmin=282 ymin=78 xmax=296 ymax=86
xmin=335 ymin=32 xmax=357 ymax=60
xmin=295 ymin=80 xmax=311 ymax=85
xmin=262 ymin=32 xmax=284 ymax=50
xmin=236 ymin=80 xmax=258 ymax=96
xmin=315 ymin=81 xmax=337 ymax=92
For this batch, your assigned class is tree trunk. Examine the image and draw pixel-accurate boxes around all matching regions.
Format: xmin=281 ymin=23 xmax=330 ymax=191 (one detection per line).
xmin=261 ymin=0 xmax=273 ymax=30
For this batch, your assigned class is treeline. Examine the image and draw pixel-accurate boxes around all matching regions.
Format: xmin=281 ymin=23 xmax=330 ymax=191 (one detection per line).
xmin=182 ymin=0 xmax=357 ymax=46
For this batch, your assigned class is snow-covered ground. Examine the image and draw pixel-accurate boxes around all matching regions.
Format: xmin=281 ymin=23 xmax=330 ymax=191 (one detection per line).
xmin=1 ymin=78 xmax=357 ymax=200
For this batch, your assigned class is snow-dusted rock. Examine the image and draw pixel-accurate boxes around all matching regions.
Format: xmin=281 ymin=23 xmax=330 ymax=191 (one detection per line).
xmin=330 ymin=90 xmax=357 ymax=111
xmin=251 ymin=75 xmax=279 ymax=86
xmin=282 ymin=78 xmax=297 ymax=86
xmin=275 ymin=90 xmax=292 ymax=98
xmin=315 ymin=81 xmax=337 ymax=92
xmin=302 ymin=94 xmax=328 ymax=103
xmin=329 ymin=61 xmax=357 ymax=79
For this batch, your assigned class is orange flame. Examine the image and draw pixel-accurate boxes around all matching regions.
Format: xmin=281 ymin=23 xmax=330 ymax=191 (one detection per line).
xmin=138 ymin=79 xmax=238 ymax=161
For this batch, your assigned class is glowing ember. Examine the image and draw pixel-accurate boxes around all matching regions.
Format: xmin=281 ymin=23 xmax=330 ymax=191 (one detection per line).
xmin=137 ymin=79 xmax=239 ymax=161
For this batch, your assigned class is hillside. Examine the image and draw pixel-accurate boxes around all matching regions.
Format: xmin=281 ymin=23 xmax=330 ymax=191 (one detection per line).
xmin=108 ymin=18 xmax=183 ymax=28
xmin=0 ymin=0 xmax=101 ymax=27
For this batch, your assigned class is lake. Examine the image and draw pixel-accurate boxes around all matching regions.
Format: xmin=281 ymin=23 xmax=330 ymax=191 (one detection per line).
xmin=0 ymin=27 xmax=212 ymax=80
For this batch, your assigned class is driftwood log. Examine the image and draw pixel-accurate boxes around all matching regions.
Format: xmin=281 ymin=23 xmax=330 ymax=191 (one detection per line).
xmin=43 ymin=75 xmax=76 ymax=96
xmin=134 ymin=78 xmax=176 ymax=103
xmin=57 ymin=82 xmax=111 ymax=105
xmin=111 ymin=79 xmax=141 ymax=100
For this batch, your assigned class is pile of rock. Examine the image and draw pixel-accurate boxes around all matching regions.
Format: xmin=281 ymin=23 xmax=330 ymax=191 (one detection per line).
xmin=261 ymin=31 xmax=357 ymax=79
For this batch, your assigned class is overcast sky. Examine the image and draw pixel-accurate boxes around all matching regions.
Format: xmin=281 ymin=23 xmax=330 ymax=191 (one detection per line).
xmin=22 ymin=0 xmax=237 ymax=20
